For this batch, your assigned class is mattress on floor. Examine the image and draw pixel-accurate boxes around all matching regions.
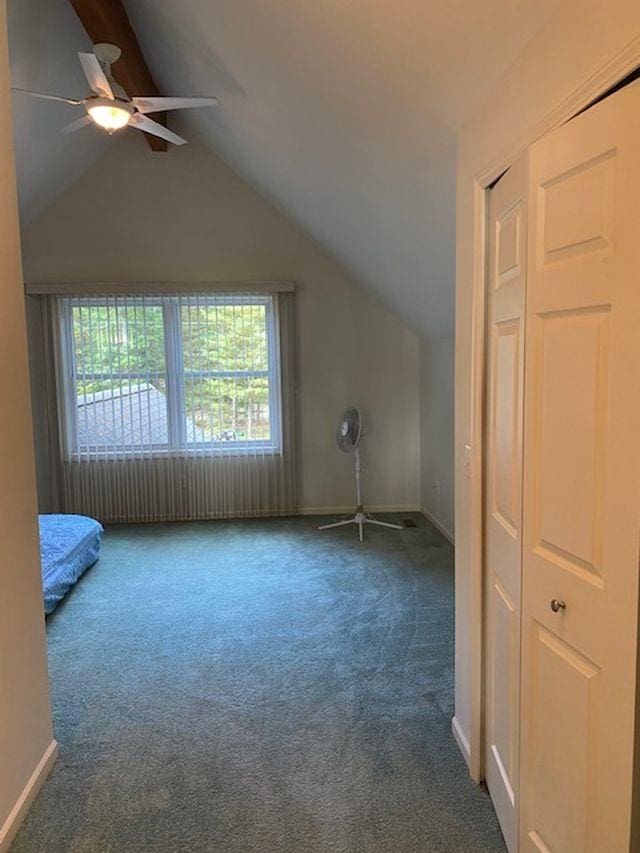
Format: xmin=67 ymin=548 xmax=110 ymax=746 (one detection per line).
xmin=39 ymin=514 xmax=104 ymax=614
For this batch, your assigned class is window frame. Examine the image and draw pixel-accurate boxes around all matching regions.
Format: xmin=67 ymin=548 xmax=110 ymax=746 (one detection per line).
xmin=59 ymin=294 xmax=283 ymax=459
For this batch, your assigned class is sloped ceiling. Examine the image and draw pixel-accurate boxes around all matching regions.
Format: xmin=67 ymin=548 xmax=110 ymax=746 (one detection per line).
xmin=8 ymin=0 xmax=111 ymax=224
xmin=9 ymin=0 xmax=562 ymax=338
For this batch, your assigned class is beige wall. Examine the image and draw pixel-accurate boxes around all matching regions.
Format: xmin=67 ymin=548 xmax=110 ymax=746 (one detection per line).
xmin=455 ymin=0 xmax=640 ymax=775
xmin=22 ymin=133 xmax=420 ymax=514
xmin=0 ymin=2 xmax=54 ymax=847
xmin=419 ymin=337 xmax=454 ymax=540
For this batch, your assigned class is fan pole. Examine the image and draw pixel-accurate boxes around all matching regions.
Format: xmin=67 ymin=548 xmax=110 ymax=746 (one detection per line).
xmin=318 ymin=446 xmax=403 ymax=542
xmin=353 ymin=447 xmax=364 ymax=541
xmin=354 ymin=447 xmax=363 ymax=507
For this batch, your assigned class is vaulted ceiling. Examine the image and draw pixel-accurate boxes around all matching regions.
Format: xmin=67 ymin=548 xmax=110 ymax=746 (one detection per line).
xmin=8 ymin=0 xmax=110 ymax=224
xmin=8 ymin=0 xmax=562 ymax=338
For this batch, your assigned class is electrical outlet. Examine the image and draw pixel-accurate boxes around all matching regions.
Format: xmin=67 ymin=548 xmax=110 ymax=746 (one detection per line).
xmin=432 ymin=479 xmax=440 ymax=495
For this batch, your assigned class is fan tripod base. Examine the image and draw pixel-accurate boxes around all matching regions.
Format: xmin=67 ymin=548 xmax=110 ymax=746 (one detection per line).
xmin=318 ymin=506 xmax=403 ymax=543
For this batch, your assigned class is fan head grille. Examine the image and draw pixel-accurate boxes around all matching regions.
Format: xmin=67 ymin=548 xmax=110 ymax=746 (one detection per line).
xmin=336 ymin=407 xmax=361 ymax=452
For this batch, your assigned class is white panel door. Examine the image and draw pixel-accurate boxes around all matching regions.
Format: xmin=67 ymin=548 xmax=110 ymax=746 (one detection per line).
xmin=520 ymin=81 xmax=640 ymax=852
xmin=485 ymin=155 xmax=527 ymax=853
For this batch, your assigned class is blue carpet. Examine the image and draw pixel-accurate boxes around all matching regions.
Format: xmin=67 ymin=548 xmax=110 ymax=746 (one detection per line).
xmin=11 ymin=514 xmax=505 ymax=852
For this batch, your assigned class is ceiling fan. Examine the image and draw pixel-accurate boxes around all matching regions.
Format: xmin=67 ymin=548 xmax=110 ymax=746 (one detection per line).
xmin=12 ymin=43 xmax=218 ymax=146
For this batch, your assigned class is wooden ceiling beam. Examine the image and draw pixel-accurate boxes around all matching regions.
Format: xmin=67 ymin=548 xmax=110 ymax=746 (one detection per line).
xmin=68 ymin=0 xmax=167 ymax=151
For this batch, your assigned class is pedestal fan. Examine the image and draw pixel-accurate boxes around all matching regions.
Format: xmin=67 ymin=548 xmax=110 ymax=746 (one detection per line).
xmin=318 ymin=407 xmax=403 ymax=542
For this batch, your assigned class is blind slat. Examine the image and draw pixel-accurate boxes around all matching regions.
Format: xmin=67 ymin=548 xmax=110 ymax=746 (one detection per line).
xmin=46 ymin=291 xmax=298 ymax=522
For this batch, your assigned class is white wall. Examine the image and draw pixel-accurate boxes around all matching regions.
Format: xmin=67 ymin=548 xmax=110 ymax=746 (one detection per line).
xmin=455 ymin=0 xmax=640 ymax=775
xmin=21 ymin=132 xmax=420 ymax=514
xmin=419 ymin=337 xmax=454 ymax=540
xmin=0 ymin=2 xmax=55 ymax=847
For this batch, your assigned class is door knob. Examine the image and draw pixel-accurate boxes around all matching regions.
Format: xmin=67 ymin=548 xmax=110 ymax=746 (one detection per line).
xmin=550 ymin=598 xmax=566 ymax=613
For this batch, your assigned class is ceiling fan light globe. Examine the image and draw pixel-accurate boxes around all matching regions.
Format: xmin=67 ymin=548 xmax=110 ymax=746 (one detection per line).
xmin=87 ymin=99 xmax=131 ymax=131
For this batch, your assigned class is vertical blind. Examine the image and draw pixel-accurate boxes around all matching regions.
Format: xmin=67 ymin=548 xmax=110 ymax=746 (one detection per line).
xmin=31 ymin=290 xmax=298 ymax=522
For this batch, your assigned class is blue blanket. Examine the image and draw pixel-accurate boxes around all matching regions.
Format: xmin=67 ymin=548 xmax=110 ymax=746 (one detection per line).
xmin=39 ymin=514 xmax=103 ymax=614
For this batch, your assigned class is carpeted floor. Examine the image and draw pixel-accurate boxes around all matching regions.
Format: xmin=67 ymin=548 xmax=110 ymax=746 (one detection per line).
xmin=11 ymin=514 xmax=505 ymax=853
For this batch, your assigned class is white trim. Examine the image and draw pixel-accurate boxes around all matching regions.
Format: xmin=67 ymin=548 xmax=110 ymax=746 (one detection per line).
xmin=475 ymin=33 xmax=640 ymax=188
xmin=468 ymin=178 xmax=488 ymax=783
xmin=420 ymin=507 xmax=454 ymax=544
xmin=299 ymin=504 xmax=419 ymax=516
xmin=465 ymin=37 xmax=640 ymax=782
xmin=452 ymin=716 xmax=471 ymax=767
xmin=25 ymin=280 xmax=295 ymax=296
xmin=81 ymin=507 xmax=418 ymax=523
xmin=163 ymin=297 xmax=186 ymax=450
xmin=266 ymin=295 xmax=283 ymax=456
xmin=0 ymin=740 xmax=58 ymax=853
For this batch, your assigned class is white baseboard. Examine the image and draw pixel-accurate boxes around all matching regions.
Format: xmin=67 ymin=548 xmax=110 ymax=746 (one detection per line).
xmin=100 ymin=507 xmax=423 ymax=523
xmin=420 ymin=507 xmax=454 ymax=544
xmin=0 ymin=739 xmax=58 ymax=853
xmin=451 ymin=716 xmax=471 ymax=768
xmin=300 ymin=504 xmax=420 ymax=517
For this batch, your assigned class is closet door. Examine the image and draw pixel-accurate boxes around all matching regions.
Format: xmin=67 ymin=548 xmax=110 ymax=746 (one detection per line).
xmin=484 ymin=154 xmax=527 ymax=853
xmin=520 ymin=82 xmax=640 ymax=851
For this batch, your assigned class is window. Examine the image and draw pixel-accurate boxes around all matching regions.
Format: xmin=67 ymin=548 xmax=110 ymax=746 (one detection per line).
xmin=59 ymin=294 xmax=282 ymax=456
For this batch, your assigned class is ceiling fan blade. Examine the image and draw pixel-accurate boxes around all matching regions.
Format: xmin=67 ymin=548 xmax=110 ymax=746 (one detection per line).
xmin=131 ymin=96 xmax=219 ymax=114
xmin=130 ymin=114 xmax=187 ymax=146
xmin=61 ymin=115 xmax=93 ymax=134
xmin=12 ymin=88 xmax=82 ymax=105
xmin=78 ymin=52 xmax=114 ymax=99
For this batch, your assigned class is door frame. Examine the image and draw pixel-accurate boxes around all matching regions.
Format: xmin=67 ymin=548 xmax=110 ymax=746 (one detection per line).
xmin=466 ymin=35 xmax=640 ymax=783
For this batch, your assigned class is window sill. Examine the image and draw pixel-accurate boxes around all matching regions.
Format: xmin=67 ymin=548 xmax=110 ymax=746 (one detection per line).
xmin=67 ymin=446 xmax=283 ymax=462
